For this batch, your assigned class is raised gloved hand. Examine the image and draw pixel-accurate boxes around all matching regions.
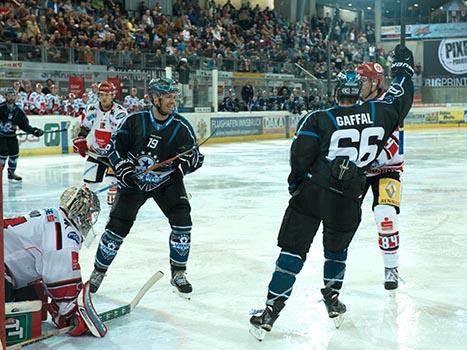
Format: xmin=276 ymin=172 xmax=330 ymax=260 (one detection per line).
xmin=30 ymin=127 xmax=44 ymax=137
xmin=114 ymin=159 xmax=138 ymax=188
xmin=47 ymin=301 xmax=89 ymax=336
xmin=391 ymin=44 xmax=414 ymax=77
xmin=73 ymin=136 xmax=88 ymax=157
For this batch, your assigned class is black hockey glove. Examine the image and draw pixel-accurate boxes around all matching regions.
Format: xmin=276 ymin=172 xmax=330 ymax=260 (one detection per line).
xmin=114 ymin=159 xmax=138 ymax=188
xmin=177 ymin=149 xmax=204 ymax=175
xmin=30 ymin=127 xmax=44 ymax=137
xmin=391 ymin=44 xmax=414 ymax=78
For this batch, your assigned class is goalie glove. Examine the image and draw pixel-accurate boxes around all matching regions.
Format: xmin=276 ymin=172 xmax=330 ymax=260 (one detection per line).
xmin=73 ymin=136 xmax=88 ymax=157
xmin=177 ymin=148 xmax=204 ymax=175
xmin=114 ymin=159 xmax=138 ymax=188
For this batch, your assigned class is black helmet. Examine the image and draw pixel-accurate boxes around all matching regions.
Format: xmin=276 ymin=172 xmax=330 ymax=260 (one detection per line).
xmin=334 ymin=70 xmax=362 ymax=100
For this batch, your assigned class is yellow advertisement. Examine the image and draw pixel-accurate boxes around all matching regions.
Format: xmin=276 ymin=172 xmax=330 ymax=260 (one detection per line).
xmin=438 ymin=109 xmax=465 ymax=123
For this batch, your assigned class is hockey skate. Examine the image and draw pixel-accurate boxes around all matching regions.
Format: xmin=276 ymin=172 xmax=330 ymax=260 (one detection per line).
xmin=170 ymin=270 xmax=192 ymax=299
xmin=321 ymin=288 xmax=346 ymax=329
xmin=249 ymin=299 xmax=285 ymax=341
xmin=7 ymin=170 xmax=22 ymax=181
xmin=384 ymin=267 xmax=399 ymax=292
xmin=89 ymin=269 xmax=106 ymax=293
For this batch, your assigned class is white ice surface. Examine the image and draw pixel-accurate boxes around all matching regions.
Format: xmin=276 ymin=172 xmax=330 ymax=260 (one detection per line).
xmin=4 ymin=128 xmax=467 ymax=350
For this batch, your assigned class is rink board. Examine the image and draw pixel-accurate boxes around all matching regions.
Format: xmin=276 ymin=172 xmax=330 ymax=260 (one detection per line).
xmin=17 ymin=106 xmax=467 ymax=156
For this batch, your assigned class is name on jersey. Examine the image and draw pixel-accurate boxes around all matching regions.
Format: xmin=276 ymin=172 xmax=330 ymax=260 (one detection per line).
xmin=336 ymin=113 xmax=372 ymax=126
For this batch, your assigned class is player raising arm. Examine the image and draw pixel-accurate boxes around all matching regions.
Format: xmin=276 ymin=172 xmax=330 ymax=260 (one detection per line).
xmin=249 ymin=45 xmax=414 ymax=340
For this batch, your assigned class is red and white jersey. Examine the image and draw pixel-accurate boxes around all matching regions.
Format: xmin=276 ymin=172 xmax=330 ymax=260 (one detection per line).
xmin=4 ymin=208 xmax=83 ymax=317
xmin=18 ymin=91 xmax=31 ymax=113
xmin=124 ymin=95 xmax=140 ymax=113
xmin=46 ymin=93 xmax=62 ymax=114
xmin=87 ymin=91 xmax=98 ymax=104
xmin=81 ymin=102 xmax=127 ymax=155
xmin=30 ymin=91 xmax=47 ymax=114
xmin=364 ymin=90 xmax=404 ymax=176
xmin=63 ymin=99 xmax=82 ymax=118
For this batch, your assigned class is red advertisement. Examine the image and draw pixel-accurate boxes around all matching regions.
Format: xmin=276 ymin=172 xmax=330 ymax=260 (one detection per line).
xmin=68 ymin=76 xmax=84 ymax=96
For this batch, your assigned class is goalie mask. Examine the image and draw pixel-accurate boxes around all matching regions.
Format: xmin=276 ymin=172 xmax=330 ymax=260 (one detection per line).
xmin=60 ymin=186 xmax=101 ymax=240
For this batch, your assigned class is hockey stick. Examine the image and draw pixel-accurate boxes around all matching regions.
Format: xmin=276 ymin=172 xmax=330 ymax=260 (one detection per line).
xmin=144 ymin=128 xmax=217 ymax=173
xmin=7 ymin=271 xmax=164 ymax=349
xmin=398 ymin=0 xmax=407 ymax=156
xmin=0 ymin=128 xmax=69 ymax=138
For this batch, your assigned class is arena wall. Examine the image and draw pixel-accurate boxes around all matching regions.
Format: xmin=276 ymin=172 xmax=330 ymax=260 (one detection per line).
xmin=19 ymin=106 xmax=467 ymax=156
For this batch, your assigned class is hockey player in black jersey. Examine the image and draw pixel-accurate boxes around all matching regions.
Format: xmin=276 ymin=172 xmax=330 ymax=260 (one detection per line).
xmin=0 ymin=88 xmax=44 ymax=181
xmin=89 ymin=78 xmax=204 ymax=298
xmin=249 ymin=45 xmax=414 ymax=340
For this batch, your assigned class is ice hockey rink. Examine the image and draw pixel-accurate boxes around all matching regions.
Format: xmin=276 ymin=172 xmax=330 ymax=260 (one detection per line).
xmin=4 ymin=128 xmax=467 ymax=350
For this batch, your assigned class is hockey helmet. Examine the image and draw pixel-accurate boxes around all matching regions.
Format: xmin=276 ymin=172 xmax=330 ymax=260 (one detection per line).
xmin=334 ymin=70 xmax=362 ymax=100
xmin=98 ymin=81 xmax=116 ymax=94
xmin=356 ymin=63 xmax=385 ymax=87
xmin=60 ymin=186 xmax=101 ymax=240
xmin=148 ymin=77 xmax=180 ymax=98
xmin=4 ymin=87 xmax=16 ymax=96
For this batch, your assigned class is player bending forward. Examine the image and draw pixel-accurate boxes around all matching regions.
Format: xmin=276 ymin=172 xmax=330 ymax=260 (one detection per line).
xmin=357 ymin=62 xmax=404 ymax=291
xmin=249 ymin=45 xmax=414 ymax=340
xmin=4 ymin=186 xmax=106 ymax=337
xmin=73 ymin=81 xmax=128 ymax=206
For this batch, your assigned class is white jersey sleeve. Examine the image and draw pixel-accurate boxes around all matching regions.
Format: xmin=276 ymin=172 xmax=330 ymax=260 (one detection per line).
xmin=4 ymin=208 xmax=83 ymax=317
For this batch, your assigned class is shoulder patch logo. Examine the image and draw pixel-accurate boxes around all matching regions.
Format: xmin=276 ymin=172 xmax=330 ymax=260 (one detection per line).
xmin=68 ymin=231 xmax=82 ymax=245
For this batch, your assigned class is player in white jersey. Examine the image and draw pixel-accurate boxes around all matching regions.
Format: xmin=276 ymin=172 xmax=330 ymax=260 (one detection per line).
xmin=45 ymin=84 xmax=62 ymax=114
xmin=87 ymin=83 xmax=99 ymax=104
xmin=4 ymin=186 xmax=102 ymax=336
xmin=72 ymin=81 xmax=128 ymax=205
xmin=357 ymin=62 xmax=404 ymax=291
xmin=139 ymin=94 xmax=151 ymax=110
xmin=123 ymin=87 xmax=140 ymax=113
xmin=18 ymin=80 xmax=32 ymax=114
xmin=29 ymin=83 xmax=47 ymax=115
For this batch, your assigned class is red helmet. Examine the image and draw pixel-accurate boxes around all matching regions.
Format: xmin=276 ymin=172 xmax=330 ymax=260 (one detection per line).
xmin=356 ymin=63 xmax=385 ymax=87
xmin=98 ymin=81 xmax=115 ymax=94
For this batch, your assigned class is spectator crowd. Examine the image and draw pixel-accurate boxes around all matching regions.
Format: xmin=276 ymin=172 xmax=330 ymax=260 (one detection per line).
xmin=0 ymin=0 xmax=384 ymax=77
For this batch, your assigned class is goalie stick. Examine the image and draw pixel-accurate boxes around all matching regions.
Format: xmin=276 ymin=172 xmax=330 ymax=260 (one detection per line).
xmin=7 ymin=271 xmax=164 ymax=349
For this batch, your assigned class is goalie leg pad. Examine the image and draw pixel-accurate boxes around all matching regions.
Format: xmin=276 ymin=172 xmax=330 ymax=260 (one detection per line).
xmin=374 ymin=204 xmax=399 ymax=268
xmin=76 ymin=281 xmax=107 ymax=337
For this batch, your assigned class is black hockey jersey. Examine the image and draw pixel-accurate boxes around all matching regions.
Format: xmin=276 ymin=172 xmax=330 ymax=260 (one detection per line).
xmin=107 ymin=109 xmax=200 ymax=191
xmin=288 ymin=74 xmax=414 ymax=190
xmin=0 ymin=102 xmax=34 ymax=136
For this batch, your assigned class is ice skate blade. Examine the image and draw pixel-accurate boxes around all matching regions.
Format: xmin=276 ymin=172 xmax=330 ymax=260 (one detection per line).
xmin=249 ymin=325 xmax=266 ymax=341
xmin=172 ymin=286 xmax=191 ymax=300
xmin=332 ymin=314 xmax=345 ymax=329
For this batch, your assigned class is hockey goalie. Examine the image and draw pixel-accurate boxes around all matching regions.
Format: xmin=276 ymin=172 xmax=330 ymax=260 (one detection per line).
xmin=4 ymin=186 xmax=107 ymax=341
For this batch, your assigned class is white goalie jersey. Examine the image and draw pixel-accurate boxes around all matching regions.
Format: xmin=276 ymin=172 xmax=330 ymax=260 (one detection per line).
xmin=81 ymin=102 xmax=128 ymax=155
xmin=4 ymin=208 xmax=83 ymax=316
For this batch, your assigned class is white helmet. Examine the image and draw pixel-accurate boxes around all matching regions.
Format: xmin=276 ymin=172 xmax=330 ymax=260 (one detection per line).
xmin=60 ymin=186 xmax=100 ymax=240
